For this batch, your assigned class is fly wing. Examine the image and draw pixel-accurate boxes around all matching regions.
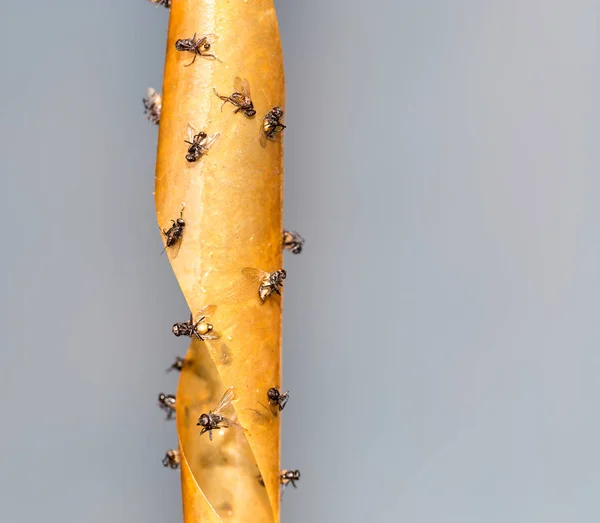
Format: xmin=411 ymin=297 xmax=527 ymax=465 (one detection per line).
xmin=202 ymin=132 xmax=221 ymax=151
xmin=160 ymin=224 xmax=183 ymax=259
xmin=201 ymin=33 xmax=219 ymax=44
xmin=195 ymin=304 xmax=217 ymax=321
xmin=234 ymin=76 xmax=244 ymax=94
xmin=241 ymin=267 xmax=267 ymax=282
xmin=218 ymin=416 xmax=244 ymax=430
xmin=259 ymin=124 xmax=268 ymax=148
xmin=186 ymin=122 xmax=198 ymax=143
xmin=235 ymin=77 xmax=251 ymax=98
xmin=279 ymin=392 xmax=290 ymax=410
xmin=241 ymin=78 xmax=251 ymax=98
xmin=166 ymin=237 xmax=182 ymax=259
xmin=202 ymin=329 xmax=222 ymax=341
xmin=213 ymin=386 xmax=235 ymax=415
xmin=291 ymin=231 xmax=305 ymax=243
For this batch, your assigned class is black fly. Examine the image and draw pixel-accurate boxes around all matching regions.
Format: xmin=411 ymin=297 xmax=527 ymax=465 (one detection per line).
xmin=175 ymin=33 xmax=220 ymax=66
xmin=197 ymin=387 xmax=243 ymax=441
xmin=166 ymin=356 xmax=185 ymax=373
xmin=259 ymin=106 xmax=286 ymax=148
xmin=172 ymin=305 xmax=221 ymax=341
xmin=158 ymin=393 xmax=176 ymax=420
xmin=213 ymin=77 xmax=256 ymax=117
xmin=267 ymin=387 xmax=289 ymax=411
xmin=162 ymin=449 xmax=180 ymax=469
xmin=281 ymin=470 xmax=301 ymax=492
xmin=143 ymin=87 xmax=161 ymax=125
xmin=185 ymin=123 xmax=220 ymax=163
xmin=283 ymin=230 xmax=304 ymax=255
xmin=148 ymin=0 xmax=171 ymax=7
xmin=241 ymin=268 xmax=287 ymax=302
xmin=160 ymin=204 xmax=185 ymax=254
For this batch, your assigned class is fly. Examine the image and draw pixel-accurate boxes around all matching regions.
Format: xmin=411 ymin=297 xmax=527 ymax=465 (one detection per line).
xmin=280 ymin=470 xmax=301 ymax=491
xmin=175 ymin=33 xmax=220 ymax=66
xmin=172 ymin=305 xmax=221 ymax=341
xmin=148 ymin=0 xmax=171 ymax=7
xmin=185 ymin=123 xmax=220 ymax=162
xmin=158 ymin=393 xmax=176 ymax=420
xmin=282 ymin=230 xmax=304 ymax=254
xmin=162 ymin=449 xmax=180 ymax=469
xmin=197 ymin=387 xmax=243 ymax=441
xmin=166 ymin=356 xmax=185 ymax=373
xmin=160 ymin=204 xmax=185 ymax=254
xmin=143 ymin=87 xmax=161 ymax=125
xmin=213 ymin=77 xmax=256 ymax=117
xmin=241 ymin=268 xmax=287 ymax=302
xmin=267 ymin=387 xmax=289 ymax=411
xmin=259 ymin=106 xmax=286 ymax=148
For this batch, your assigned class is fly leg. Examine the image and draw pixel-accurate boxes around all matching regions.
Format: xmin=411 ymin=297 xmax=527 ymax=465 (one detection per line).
xmin=184 ymin=51 xmax=198 ymax=67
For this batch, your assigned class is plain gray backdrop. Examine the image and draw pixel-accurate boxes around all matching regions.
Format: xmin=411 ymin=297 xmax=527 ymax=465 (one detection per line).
xmin=1 ymin=1 xmax=599 ymax=522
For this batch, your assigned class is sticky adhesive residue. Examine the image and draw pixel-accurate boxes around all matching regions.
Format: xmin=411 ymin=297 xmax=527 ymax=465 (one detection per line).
xmin=157 ymin=0 xmax=286 ymax=521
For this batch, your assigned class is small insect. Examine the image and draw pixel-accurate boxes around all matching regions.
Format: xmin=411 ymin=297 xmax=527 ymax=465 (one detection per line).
xmin=162 ymin=449 xmax=180 ymax=469
xmin=172 ymin=305 xmax=221 ymax=341
xmin=197 ymin=387 xmax=243 ymax=441
xmin=166 ymin=356 xmax=185 ymax=373
xmin=267 ymin=387 xmax=289 ymax=411
xmin=185 ymin=123 xmax=220 ymax=163
xmin=241 ymin=268 xmax=287 ymax=302
xmin=143 ymin=87 xmax=161 ymax=125
xmin=259 ymin=106 xmax=286 ymax=148
xmin=213 ymin=77 xmax=256 ymax=117
xmin=147 ymin=0 xmax=171 ymax=8
xmin=282 ymin=230 xmax=305 ymax=255
xmin=280 ymin=470 xmax=301 ymax=491
xmin=160 ymin=204 xmax=185 ymax=254
xmin=175 ymin=33 xmax=219 ymax=66
xmin=158 ymin=393 xmax=176 ymax=420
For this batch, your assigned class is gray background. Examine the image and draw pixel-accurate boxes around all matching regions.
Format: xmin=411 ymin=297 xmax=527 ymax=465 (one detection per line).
xmin=0 ymin=1 xmax=598 ymax=522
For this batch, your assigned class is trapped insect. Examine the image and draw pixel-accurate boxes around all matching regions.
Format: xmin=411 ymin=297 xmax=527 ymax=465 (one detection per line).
xmin=147 ymin=0 xmax=171 ymax=7
xmin=213 ymin=77 xmax=256 ymax=117
xmin=241 ymin=267 xmax=287 ymax=302
xmin=283 ymin=230 xmax=304 ymax=255
xmin=161 ymin=204 xmax=185 ymax=254
xmin=162 ymin=449 xmax=180 ymax=469
xmin=143 ymin=87 xmax=161 ymax=125
xmin=185 ymin=123 xmax=220 ymax=163
xmin=197 ymin=387 xmax=243 ymax=441
xmin=172 ymin=305 xmax=221 ymax=341
xmin=259 ymin=106 xmax=286 ymax=148
xmin=166 ymin=356 xmax=185 ymax=373
xmin=267 ymin=387 xmax=289 ymax=411
xmin=281 ymin=470 xmax=301 ymax=493
xmin=158 ymin=393 xmax=176 ymax=420
xmin=175 ymin=33 xmax=219 ymax=66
